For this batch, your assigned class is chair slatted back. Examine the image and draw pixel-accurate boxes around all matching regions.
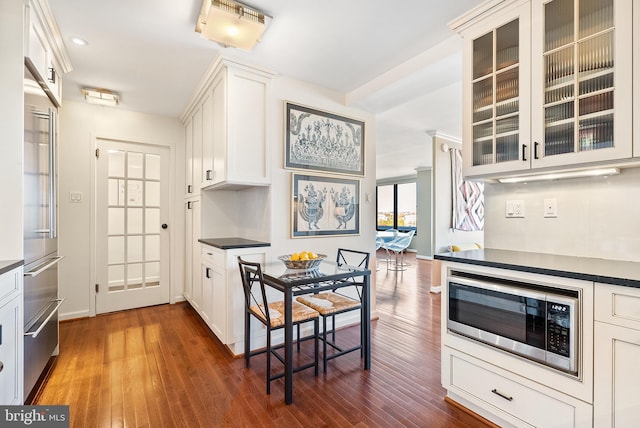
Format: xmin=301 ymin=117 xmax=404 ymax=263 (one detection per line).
xmin=335 ymin=249 xmax=370 ymax=298
xmin=238 ymin=257 xmax=272 ymax=325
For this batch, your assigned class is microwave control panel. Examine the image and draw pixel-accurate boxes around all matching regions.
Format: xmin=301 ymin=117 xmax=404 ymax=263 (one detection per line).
xmin=547 ymin=301 xmax=571 ymax=357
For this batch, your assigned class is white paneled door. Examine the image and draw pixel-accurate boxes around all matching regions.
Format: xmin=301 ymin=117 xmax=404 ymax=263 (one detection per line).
xmin=95 ymin=139 xmax=170 ymax=314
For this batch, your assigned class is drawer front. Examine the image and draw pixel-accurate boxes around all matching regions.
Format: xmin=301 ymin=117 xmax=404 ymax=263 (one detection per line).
xmin=595 ymin=283 xmax=640 ymax=330
xmin=450 ymin=353 xmax=578 ymax=427
xmin=0 ymin=267 xmax=21 ymax=303
xmin=201 ymin=245 xmax=224 ymax=268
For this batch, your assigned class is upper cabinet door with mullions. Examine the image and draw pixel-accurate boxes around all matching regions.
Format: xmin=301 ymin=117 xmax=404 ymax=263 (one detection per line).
xmin=530 ymin=0 xmax=632 ymax=169
xmin=461 ymin=1 xmax=532 ymax=177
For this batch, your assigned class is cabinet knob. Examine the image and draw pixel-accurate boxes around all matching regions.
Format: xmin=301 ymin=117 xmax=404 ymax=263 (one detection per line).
xmin=161 ymin=224 xmax=168 ymax=229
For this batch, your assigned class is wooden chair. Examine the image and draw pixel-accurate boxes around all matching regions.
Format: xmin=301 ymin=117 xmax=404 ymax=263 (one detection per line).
xmin=295 ymin=248 xmax=370 ymax=372
xmin=238 ymin=258 xmax=319 ymax=394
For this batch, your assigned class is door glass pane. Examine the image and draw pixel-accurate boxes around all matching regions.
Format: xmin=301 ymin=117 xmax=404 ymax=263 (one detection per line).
xmin=145 ymin=154 xmax=160 ymax=180
xmin=579 ymin=92 xmax=613 ymax=116
xmin=496 ymin=134 xmax=519 ymax=163
xmin=545 ymin=102 xmax=575 ymax=124
xmin=127 ymin=208 xmax=143 ymax=234
xmin=108 ymin=150 xmax=125 ymax=177
xmin=473 ymin=77 xmax=493 ymax=122
xmin=127 ymin=236 xmax=143 ymax=263
xmin=579 ymin=114 xmax=613 ymax=151
xmin=109 ymin=178 xmax=125 ymax=206
xmin=108 ymin=207 xmax=125 ymax=235
xmin=127 ymin=263 xmax=143 ymax=288
xmin=108 ymin=265 xmax=124 ymax=291
xmin=578 ymin=32 xmax=613 ymax=78
xmin=545 ymin=123 xmax=574 ymax=156
xmin=127 ymin=180 xmax=144 ymax=206
xmin=579 ymin=0 xmax=613 ymax=40
xmin=496 ymin=19 xmax=519 ymax=71
xmin=145 ymin=208 xmax=160 ymax=234
xmin=128 ymin=152 xmax=144 ymax=179
xmin=473 ymin=32 xmax=493 ymax=79
xmin=145 ymin=262 xmax=160 ymax=286
xmin=145 ymin=235 xmax=160 ymax=261
xmin=545 ymin=0 xmax=574 ymax=52
xmin=108 ymin=236 xmax=125 ymax=264
xmin=376 ymin=185 xmax=394 ymax=229
xmin=546 ymin=46 xmax=574 ymax=88
xmin=145 ymin=182 xmax=160 ymax=206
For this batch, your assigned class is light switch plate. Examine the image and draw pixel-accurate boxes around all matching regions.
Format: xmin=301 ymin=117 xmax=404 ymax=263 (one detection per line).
xmin=505 ymin=200 xmax=525 ymax=218
xmin=544 ymin=198 xmax=558 ymax=217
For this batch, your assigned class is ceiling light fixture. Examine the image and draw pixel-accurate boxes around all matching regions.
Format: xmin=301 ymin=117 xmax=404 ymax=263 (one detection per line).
xmin=71 ymin=37 xmax=88 ymax=46
xmin=497 ymin=167 xmax=620 ymax=184
xmin=81 ymin=88 xmax=120 ymax=107
xmin=195 ymin=0 xmax=271 ymax=51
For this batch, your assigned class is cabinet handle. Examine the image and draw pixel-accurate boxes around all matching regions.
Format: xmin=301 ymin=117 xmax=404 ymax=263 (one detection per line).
xmin=187 ymin=184 xmax=193 ymax=194
xmin=491 ymin=388 xmax=513 ymax=401
xmin=48 ymin=67 xmax=56 ymax=84
xmin=187 ymin=201 xmax=192 ymax=209
xmin=522 ymin=144 xmax=527 ymax=162
xmin=534 ymin=141 xmax=540 ymax=159
xmin=206 ymin=267 xmax=211 ymax=279
xmin=206 ymin=170 xmax=212 ymax=181
xmin=0 ymin=361 xmax=3 ymax=373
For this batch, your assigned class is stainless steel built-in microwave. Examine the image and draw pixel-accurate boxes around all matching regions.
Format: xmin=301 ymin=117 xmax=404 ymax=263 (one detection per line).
xmin=447 ymin=271 xmax=579 ymax=376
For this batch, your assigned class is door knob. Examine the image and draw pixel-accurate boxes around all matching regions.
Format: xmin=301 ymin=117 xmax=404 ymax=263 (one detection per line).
xmin=162 ymin=224 xmax=168 ymax=229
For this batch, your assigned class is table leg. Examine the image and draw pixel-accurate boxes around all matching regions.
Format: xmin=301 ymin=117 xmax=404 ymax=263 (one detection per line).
xmin=363 ymin=275 xmax=371 ymax=369
xmin=284 ymin=289 xmax=293 ymax=404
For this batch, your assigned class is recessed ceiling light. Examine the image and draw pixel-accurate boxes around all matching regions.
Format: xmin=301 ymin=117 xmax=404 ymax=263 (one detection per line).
xmin=71 ymin=37 xmax=88 ymax=46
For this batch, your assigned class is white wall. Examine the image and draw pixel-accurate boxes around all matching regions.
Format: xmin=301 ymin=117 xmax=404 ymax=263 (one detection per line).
xmin=484 ymin=167 xmax=640 ymax=262
xmin=0 ymin=1 xmax=24 ymax=260
xmin=432 ymin=134 xmax=484 ymax=254
xmin=415 ymin=168 xmax=432 ymax=258
xmin=268 ymin=75 xmax=378 ymax=315
xmin=57 ymin=101 xmax=184 ymax=319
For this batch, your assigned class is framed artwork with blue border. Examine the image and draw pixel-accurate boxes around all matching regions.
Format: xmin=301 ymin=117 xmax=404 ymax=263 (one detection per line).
xmin=285 ymin=102 xmax=365 ymax=176
xmin=292 ymin=173 xmax=360 ymax=238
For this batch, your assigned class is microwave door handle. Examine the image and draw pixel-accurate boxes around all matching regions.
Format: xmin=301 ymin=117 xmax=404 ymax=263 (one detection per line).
xmin=49 ymin=108 xmax=57 ymax=240
xmin=449 ymin=275 xmax=547 ymax=301
xmin=23 ymin=256 xmax=64 ymax=277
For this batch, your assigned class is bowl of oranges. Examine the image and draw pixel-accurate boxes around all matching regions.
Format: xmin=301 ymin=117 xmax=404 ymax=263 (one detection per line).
xmin=278 ymin=252 xmax=326 ymax=270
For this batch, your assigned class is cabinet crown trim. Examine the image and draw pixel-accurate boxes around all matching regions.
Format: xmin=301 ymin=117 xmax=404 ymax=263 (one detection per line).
xmin=28 ymin=0 xmax=73 ymax=74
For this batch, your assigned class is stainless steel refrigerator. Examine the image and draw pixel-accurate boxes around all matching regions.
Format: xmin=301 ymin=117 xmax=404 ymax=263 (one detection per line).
xmin=23 ymin=65 xmax=64 ymax=403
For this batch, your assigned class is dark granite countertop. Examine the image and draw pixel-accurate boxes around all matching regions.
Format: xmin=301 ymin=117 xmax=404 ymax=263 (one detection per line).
xmin=0 ymin=260 xmax=24 ymax=276
xmin=198 ymin=238 xmax=271 ymax=250
xmin=434 ymin=248 xmax=640 ymax=288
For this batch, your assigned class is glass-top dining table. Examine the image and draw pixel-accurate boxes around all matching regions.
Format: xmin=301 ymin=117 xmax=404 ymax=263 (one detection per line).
xmin=260 ymin=259 xmax=372 ymax=404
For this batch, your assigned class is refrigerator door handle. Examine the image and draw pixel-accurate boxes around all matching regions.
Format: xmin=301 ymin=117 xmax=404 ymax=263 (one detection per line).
xmin=49 ymin=108 xmax=57 ymax=240
xmin=24 ymin=298 xmax=65 ymax=338
xmin=23 ymin=256 xmax=64 ymax=277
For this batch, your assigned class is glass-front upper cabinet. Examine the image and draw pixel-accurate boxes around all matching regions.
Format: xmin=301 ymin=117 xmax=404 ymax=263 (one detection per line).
xmin=460 ymin=1 xmax=531 ymax=178
xmin=530 ymin=0 xmax=632 ymax=168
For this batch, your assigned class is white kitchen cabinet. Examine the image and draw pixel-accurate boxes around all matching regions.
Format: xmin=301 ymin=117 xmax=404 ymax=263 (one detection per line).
xmin=443 ymin=347 xmax=592 ymax=428
xmin=192 ymin=244 xmax=267 ymax=353
xmin=634 ymin=1 xmax=640 ymax=158
xmin=0 ymin=266 xmax=23 ymax=405
xmin=183 ymin=199 xmax=201 ymax=307
xmin=23 ymin=0 xmax=69 ymax=106
xmin=200 ymin=59 xmax=274 ymax=190
xmin=594 ymin=283 xmax=640 ymax=427
xmin=454 ymin=0 xmax=633 ymax=179
xmin=184 ymin=117 xmax=199 ymax=198
xmin=200 ymin=247 xmax=226 ymax=341
xmin=457 ymin=0 xmax=532 ymax=177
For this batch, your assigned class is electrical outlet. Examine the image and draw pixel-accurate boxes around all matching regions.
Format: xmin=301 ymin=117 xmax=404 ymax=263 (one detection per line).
xmin=505 ymin=199 xmax=525 ymax=218
xmin=544 ymin=198 xmax=558 ymax=218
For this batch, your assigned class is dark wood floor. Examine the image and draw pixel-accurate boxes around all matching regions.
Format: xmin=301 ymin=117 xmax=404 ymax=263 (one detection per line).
xmin=35 ymin=252 xmax=491 ymax=427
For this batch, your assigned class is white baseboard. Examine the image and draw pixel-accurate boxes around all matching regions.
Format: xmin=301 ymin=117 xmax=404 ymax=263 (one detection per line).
xmin=60 ymin=309 xmax=90 ymax=321
xmin=416 ymin=255 xmax=434 ymax=260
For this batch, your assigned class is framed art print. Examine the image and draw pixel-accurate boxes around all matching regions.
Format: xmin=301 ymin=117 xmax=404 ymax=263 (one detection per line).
xmin=285 ymin=102 xmax=365 ymax=176
xmin=292 ymin=173 xmax=360 ymax=237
